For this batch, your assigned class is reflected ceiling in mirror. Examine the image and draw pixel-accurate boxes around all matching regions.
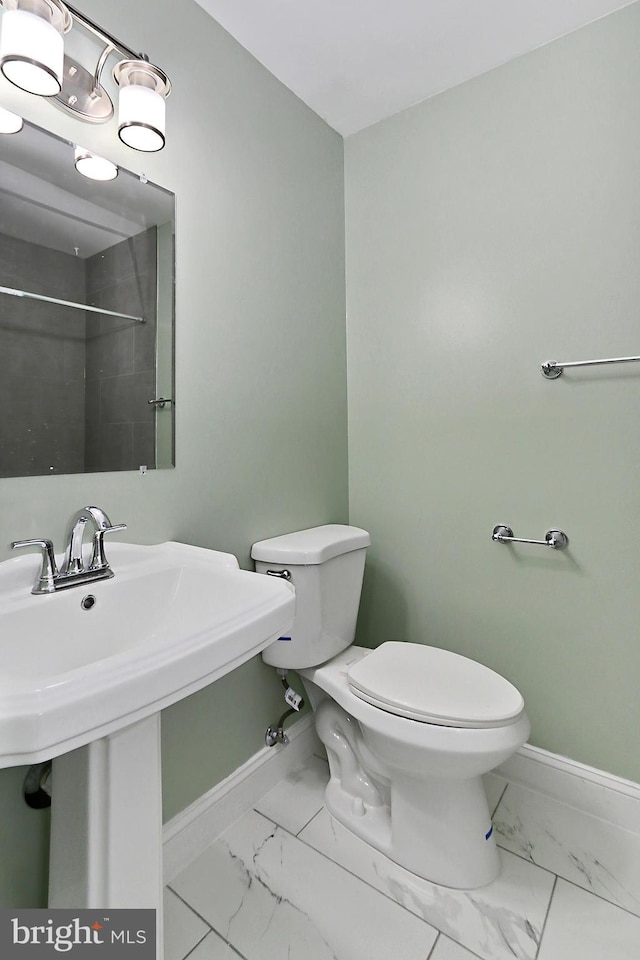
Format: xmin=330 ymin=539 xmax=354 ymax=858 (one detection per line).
xmin=0 ymin=119 xmax=175 ymax=478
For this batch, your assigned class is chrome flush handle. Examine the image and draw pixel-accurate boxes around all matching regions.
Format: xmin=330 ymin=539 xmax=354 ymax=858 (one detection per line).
xmin=266 ymin=569 xmax=292 ymax=581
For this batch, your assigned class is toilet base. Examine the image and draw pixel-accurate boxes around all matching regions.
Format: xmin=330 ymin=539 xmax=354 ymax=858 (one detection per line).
xmin=316 ymin=698 xmax=501 ymax=889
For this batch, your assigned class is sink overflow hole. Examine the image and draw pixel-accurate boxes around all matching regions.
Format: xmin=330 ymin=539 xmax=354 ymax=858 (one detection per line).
xmin=81 ymin=594 xmax=97 ymax=610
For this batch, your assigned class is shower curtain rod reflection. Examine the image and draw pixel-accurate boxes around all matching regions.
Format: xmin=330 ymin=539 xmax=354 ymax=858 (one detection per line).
xmin=0 ymin=285 xmax=146 ymax=324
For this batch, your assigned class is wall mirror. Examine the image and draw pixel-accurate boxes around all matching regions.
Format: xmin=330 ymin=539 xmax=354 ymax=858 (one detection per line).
xmin=0 ymin=119 xmax=175 ymax=478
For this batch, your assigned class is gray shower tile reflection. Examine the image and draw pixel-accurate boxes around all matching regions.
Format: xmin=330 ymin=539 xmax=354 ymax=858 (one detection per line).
xmin=0 ymin=224 xmax=158 ymax=476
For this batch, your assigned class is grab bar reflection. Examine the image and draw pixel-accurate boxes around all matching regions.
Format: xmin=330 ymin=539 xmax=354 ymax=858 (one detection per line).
xmin=492 ymin=525 xmax=569 ymax=550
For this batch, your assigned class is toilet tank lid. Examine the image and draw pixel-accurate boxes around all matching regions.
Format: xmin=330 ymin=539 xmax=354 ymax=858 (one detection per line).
xmin=251 ymin=524 xmax=371 ymax=564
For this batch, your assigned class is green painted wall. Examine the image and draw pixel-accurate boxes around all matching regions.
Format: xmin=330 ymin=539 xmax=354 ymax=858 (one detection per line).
xmin=4 ymin=0 xmax=639 ymax=913
xmin=0 ymin=0 xmax=347 ymax=906
xmin=346 ymin=5 xmax=640 ymax=782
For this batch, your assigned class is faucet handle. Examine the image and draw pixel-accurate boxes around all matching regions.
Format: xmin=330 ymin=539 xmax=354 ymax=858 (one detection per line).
xmin=90 ymin=523 xmax=127 ymax=571
xmin=11 ymin=539 xmax=58 ymax=594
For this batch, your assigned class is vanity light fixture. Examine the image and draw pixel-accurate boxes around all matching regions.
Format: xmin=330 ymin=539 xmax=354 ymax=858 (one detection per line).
xmin=74 ymin=144 xmax=117 ymax=181
xmin=0 ymin=102 xmax=22 ymax=132
xmin=0 ymin=0 xmax=171 ymax=151
xmin=0 ymin=0 xmax=70 ymax=96
xmin=113 ymin=58 xmax=169 ymax=153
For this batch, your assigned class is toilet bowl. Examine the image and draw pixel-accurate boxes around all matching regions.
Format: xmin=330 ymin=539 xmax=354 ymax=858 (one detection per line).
xmin=252 ymin=524 xmax=530 ymax=889
xmin=302 ymin=643 xmax=529 ymax=888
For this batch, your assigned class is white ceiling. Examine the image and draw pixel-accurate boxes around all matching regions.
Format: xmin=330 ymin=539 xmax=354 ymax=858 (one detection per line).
xmin=194 ymin=0 xmax=634 ymax=136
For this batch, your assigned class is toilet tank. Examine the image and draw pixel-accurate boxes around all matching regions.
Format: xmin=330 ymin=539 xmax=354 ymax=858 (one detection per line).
xmin=251 ymin=525 xmax=371 ymax=669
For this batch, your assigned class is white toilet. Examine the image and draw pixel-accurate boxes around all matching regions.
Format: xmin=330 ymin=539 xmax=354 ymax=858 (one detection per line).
xmin=252 ymin=524 xmax=530 ymax=889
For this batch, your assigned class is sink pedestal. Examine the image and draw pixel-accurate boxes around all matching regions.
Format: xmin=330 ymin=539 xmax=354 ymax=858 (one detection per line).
xmin=48 ymin=714 xmax=163 ymax=956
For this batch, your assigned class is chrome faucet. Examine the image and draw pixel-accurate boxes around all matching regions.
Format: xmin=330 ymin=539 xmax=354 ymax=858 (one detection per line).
xmin=58 ymin=506 xmax=126 ymax=578
xmin=12 ymin=506 xmax=126 ymax=595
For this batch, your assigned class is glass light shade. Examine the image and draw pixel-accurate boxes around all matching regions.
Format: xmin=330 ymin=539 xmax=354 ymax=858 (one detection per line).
xmin=118 ymin=83 xmax=165 ymax=152
xmin=0 ymin=104 xmax=23 ymax=133
xmin=0 ymin=8 xmax=64 ymax=96
xmin=74 ymin=147 xmax=118 ymax=182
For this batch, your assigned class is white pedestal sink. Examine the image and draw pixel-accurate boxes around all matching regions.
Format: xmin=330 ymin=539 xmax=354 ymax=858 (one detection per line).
xmin=0 ymin=541 xmax=295 ymax=958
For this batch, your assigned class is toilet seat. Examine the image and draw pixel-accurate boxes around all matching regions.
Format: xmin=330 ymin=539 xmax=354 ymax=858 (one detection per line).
xmin=347 ymin=642 xmax=525 ymax=728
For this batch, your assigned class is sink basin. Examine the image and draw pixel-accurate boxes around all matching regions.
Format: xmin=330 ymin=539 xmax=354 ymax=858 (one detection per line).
xmin=0 ymin=541 xmax=295 ymax=768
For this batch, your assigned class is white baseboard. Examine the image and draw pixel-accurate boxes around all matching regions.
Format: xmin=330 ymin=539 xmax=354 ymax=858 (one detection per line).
xmin=164 ymin=725 xmax=640 ymax=885
xmin=163 ymin=714 xmax=321 ymax=883
xmin=496 ymin=743 xmax=640 ymax=833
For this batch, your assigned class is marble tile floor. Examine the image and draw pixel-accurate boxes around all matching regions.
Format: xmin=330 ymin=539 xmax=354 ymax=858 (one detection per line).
xmin=166 ymin=754 xmax=640 ymax=960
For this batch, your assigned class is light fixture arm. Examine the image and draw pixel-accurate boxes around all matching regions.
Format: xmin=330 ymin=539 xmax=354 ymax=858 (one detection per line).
xmin=92 ymin=41 xmax=112 ymax=95
xmin=63 ymin=2 xmax=143 ymax=63
xmin=62 ymin=2 xmax=164 ymax=105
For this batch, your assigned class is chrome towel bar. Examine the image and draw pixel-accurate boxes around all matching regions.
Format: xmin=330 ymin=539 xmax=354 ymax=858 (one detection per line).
xmin=492 ymin=525 xmax=569 ymax=550
xmin=541 ymin=356 xmax=640 ymax=379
